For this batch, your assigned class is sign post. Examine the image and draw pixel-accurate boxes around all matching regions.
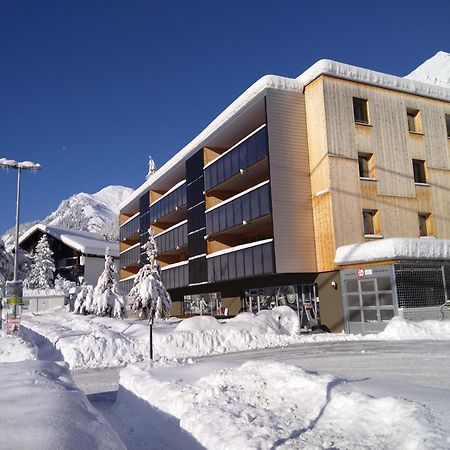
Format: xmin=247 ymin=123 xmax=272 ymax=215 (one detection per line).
xmin=5 ymin=281 xmax=23 ymax=335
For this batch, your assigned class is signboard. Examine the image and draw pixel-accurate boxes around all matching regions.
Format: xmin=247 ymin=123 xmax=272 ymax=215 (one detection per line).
xmin=4 ymin=281 xmax=23 ymax=335
xmin=357 ymin=268 xmax=373 ymax=278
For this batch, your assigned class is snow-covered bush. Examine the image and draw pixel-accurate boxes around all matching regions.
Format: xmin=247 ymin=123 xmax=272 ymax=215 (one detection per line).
xmin=128 ymin=229 xmax=171 ymax=321
xmin=89 ymin=248 xmax=126 ymax=319
xmin=74 ymin=284 xmax=93 ymax=314
xmin=54 ymin=274 xmax=76 ymax=295
xmin=24 ymin=235 xmax=55 ymax=290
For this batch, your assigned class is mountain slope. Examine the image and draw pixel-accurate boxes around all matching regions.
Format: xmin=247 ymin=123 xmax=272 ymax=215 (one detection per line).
xmin=2 ymin=185 xmax=133 ymax=249
xmin=404 ymin=51 xmax=450 ymax=88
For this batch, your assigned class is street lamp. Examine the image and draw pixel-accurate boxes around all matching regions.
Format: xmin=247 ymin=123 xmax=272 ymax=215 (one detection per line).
xmin=0 ymin=158 xmax=41 ymax=325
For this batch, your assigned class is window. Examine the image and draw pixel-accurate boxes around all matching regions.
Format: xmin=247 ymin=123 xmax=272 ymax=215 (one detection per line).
xmin=407 ymin=109 xmax=422 ymax=133
xmin=446 ymin=115 xmax=450 ymax=138
xmin=363 ymin=209 xmax=380 ymax=236
xmin=358 ymin=153 xmax=374 ymax=178
xmin=418 ymin=213 xmax=432 ymax=237
xmin=412 ymin=159 xmax=427 ymax=184
xmin=353 ymin=97 xmax=369 ymax=124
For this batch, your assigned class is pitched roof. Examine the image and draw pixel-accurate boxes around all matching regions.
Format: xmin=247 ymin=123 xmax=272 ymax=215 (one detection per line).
xmin=19 ymin=224 xmax=119 ymax=257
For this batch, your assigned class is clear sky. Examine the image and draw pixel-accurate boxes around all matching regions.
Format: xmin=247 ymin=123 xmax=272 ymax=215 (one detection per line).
xmin=0 ymin=0 xmax=449 ymax=232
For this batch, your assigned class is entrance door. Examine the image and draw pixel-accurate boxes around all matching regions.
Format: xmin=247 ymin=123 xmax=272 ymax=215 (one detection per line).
xmin=341 ymin=266 xmax=397 ymax=334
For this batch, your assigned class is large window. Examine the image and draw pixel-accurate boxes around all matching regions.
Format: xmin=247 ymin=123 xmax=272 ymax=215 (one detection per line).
xmin=353 ymin=97 xmax=369 ymax=124
xmin=412 ymin=159 xmax=427 ymax=184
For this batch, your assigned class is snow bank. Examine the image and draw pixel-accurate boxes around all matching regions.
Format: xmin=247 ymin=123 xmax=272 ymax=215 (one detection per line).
xmin=0 ymin=360 xmax=125 ymax=450
xmin=0 ymin=331 xmax=36 ymax=362
xmin=335 ymin=237 xmax=450 ymax=264
xmin=375 ymin=316 xmax=450 ymax=341
xmin=117 ymin=360 xmax=446 ymax=449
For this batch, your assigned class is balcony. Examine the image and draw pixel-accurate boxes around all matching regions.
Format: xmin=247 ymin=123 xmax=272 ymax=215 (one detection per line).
xmin=161 ymin=260 xmax=189 ymax=290
xmin=204 ymin=125 xmax=268 ymax=193
xmin=150 ymin=181 xmax=187 ymax=227
xmin=119 ymin=212 xmax=140 ymax=243
xmin=207 ymin=239 xmax=274 ymax=283
xmin=119 ymin=243 xmax=141 ymax=269
xmin=155 ymin=220 xmax=188 ymax=256
xmin=206 ymin=181 xmax=271 ymax=237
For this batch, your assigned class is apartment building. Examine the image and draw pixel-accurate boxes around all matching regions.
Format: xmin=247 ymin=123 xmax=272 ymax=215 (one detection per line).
xmin=119 ymin=53 xmax=450 ymax=332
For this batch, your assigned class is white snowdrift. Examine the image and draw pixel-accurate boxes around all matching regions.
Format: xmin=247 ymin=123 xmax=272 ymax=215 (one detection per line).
xmin=0 ymin=331 xmax=36 ymax=362
xmin=117 ymin=360 xmax=447 ymax=450
xmin=375 ymin=316 xmax=450 ymax=341
xmin=0 ymin=359 xmax=125 ymax=450
xmin=22 ymin=308 xmax=450 ymax=370
xmin=334 ymin=237 xmax=450 ymax=264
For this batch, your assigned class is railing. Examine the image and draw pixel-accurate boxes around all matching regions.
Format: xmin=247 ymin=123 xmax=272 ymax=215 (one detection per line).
xmin=204 ymin=125 xmax=268 ymax=192
xmin=120 ymin=213 xmax=140 ymax=241
xmin=205 ymin=181 xmax=271 ymax=236
xmin=207 ymin=239 xmax=274 ymax=283
xmin=161 ymin=261 xmax=189 ymax=290
xmin=119 ymin=244 xmax=141 ymax=269
xmin=155 ymin=221 xmax=188 ymax=255
xmin=119 ymin=277 xmax=135 ymax=295
xmin=150 ymin=182 xmax=187 ymax=224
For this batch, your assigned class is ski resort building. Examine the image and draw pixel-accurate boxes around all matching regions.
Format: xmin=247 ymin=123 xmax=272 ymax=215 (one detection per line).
xmin=19 ymin=224 xmax=119 ymax=286
xmin=119 ymin=52 xmax=450 ymax=332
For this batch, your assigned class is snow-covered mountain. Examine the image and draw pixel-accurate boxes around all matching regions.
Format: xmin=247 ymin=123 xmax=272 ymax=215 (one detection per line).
xmin=2 ymin=185 xmax=133 ymax=249
xmin=404 ymin=51 xmax=450 ymax=88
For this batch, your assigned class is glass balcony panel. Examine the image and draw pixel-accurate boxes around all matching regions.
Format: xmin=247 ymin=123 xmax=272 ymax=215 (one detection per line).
xmin=204 ymin=127 xmax=268 ymax=192
xmin=119 ymin=244 xmax=141 ymax=269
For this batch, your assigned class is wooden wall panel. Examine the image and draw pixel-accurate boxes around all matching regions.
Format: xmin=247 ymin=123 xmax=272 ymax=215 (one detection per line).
xmin=266 ymin=89 xmax=317 ymax=273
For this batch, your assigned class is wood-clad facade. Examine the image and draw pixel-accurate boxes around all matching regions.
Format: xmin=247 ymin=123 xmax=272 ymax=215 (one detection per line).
xmin=305 ymin=75 xmax=450 ymax=273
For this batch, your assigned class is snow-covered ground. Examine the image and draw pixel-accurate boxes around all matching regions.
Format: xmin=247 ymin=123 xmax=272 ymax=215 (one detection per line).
xmin=0 ymin=330 xmax=125 ymax=450
xmin=13 ymin=308 xmax=450 ymax=449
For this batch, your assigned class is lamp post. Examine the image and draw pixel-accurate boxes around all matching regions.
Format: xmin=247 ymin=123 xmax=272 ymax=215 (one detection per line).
xmin=0 ymin=158 xmax=41 ymax=326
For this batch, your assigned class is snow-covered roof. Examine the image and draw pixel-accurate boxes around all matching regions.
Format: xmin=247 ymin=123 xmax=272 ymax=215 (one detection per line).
xmin=335 ymin=238 xmax=450 ymax=265
xmin=121 ymin=52 xmax=450 ymax=211
xmin=19 ymin=224 xmax=119 ymax=257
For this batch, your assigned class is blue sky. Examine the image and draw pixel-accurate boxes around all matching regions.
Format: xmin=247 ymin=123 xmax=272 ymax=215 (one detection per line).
xmin=0 ymin=0 xmax=449 ymax=232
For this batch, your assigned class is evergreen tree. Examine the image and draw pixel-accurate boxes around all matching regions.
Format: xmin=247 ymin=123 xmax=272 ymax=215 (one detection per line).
xmin=0 ymin=238 xmax=13 ymax=288
xmin=24 ymin=235 xmax=55 ymax=290
xmin=91 ymin=247 xmax=125 ymax=318
xmin=128 ymin=229 xmax=171 ymax=320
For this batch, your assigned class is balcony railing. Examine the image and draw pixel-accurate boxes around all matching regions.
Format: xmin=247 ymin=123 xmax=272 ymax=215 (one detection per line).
xmin=161 ymin=261 xmax=189 ymax=290
xmin=120 ymin=213 xmax=140 ymax=242
xmin=205 ymin=181 xmax=271 ymax=236
xmin=119 ymin=277 xmax=135 ymax=295
xmin=119 ymin=243 xmax=141 ymax=269
xmin=150 ymin=181 xmax=187 ymax=224
xmin=155 ymin=221 xmax=188 ymax=255
xmin=207 ymin=239 xmax=274 ymax=283
xmin=204 ymin=125 xmax=268 ymax=192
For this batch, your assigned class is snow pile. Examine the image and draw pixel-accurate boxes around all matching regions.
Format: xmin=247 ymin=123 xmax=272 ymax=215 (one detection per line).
xmin=117 ymin=360 xmax=446 ymax=449
xmin=335 ymin=237 xmax=450 ymax=264
xmin=375 ymin=316 xmax=450 ymax=341
xmin=0 ymin=360 xmax=125 ymax=450
xmin=0 ymin=332 xmax=36 ymax=362
xmin=22 ymin=307 xmax=357 ymax=369
xmin=405 ymin=51 xmax=450 ymax=88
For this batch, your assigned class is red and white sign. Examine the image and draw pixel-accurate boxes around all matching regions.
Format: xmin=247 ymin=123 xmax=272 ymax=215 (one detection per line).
xmin=6 ymin=316 xmax=21 ymax=335
xmin=357 ymin=268 xmax=365 ymax=278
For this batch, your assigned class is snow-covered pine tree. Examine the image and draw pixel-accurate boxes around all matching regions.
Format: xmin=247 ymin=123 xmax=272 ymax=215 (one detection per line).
xmin=24 ymin=235 xmax=55 ymax=290
xmin=92 ymin=247 xmax=126 ymax=318
xmin=128 ymin=229 xmax=171 ymax=320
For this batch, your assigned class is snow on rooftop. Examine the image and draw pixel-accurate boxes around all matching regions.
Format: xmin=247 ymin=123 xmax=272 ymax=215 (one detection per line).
xmin=335 ymin=237 xmax=450 ymax=265
xmin=19 ymin=224 xmax=119 ymax=257
xmin=405 ymin=51 xmax=450 ymax=89
xmin=121 ymin=53 xmax=450 ymax=211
